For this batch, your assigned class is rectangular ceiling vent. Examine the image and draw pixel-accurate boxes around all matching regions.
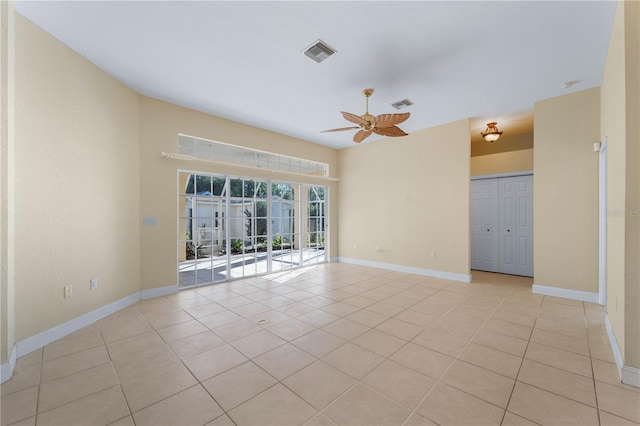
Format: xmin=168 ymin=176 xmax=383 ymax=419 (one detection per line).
xmin=303 ymin=39 xmax=337 ymax=63
xmin=391 ymin=99 xmax=414 ymax=110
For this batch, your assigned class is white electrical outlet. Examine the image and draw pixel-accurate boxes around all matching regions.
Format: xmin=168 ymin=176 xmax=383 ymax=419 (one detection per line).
xmin=430 ymin=251 xmax=437 ymax=259
xmin=376 ymin=246 xmax=382 ymax=252
xmin=90 ymin=278 xmax=98 ymax=290
xmin=64 ymin=285 xmax=72 ymax=298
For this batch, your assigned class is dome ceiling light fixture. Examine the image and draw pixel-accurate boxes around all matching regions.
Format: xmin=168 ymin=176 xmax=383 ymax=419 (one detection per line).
xmin=481 ymin=122 xmax=503 ymax=142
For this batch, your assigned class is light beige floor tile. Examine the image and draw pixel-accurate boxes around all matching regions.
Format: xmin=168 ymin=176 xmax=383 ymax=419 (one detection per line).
xmin=599 ymin=410 xmax=640 ymax=425
xmin=143 ymin=310 xmax=193 ymax=329
xmin=530 ymin=328 xmax=590 ymax=356
xmin=43 ymin=331 xmax=105 ymax=361
xmin=157 ymin=319 xmax=209 ymax=343
xmin=412 ymin=328 xmax=469 ymax=357
xmin=592 ymin=358 xmax=622 ymax=385
xmin=198 ymin=310 xmax=243 ymax=329
xmin=205 ymin=414 xmax=237 ymax=426
xmin=304 ymin=413 xmax=338 ymax=426
xmin=590 ymin=341 xmax=616 ymax=363
xmin=120 ymin=362 xmax=197 ymax=413
xmin=482 ymin=318 xmax=532 ymax=340
xmin=321 ymin=302 xmax=361 ymax=317
xmin=247 ymin=309 xmax=292 ymax=327
xmin=41 ymin=345 xmax=110 ymax=383
xmin=253 ymin=343 xmax=316 ymax=380
xmin=366 ymin=301 xmax=406 ymax=317
xmin=38 ymin=362 xmax=119 ymax=413
xmin=100 ymin=317 xmax=154 ymax=344
xmin=390 ymin=343 xmax=454 ymax=379
xmin=596 ymin=380 xmax=640 ymax=423
xmin=292 ymin=329 xmax=346 ymax=358
xmin=323 ymin=343 xmax=384 ymax=379
xmin=403 ymin=412 xmax=439 ymax=425
xmin=183 ymin=344 xmax=248 ymax=381
xmin=111 ymin=345 xmax=180 ymax=383
xmin=283 ymin=360 xmax=356 ymax=409
xmin=228 ymin=383 xmax=317 ymax=426
xmin=277 ymin=301 xmax=316 ymax=317
xmin=166 ymin=330 xmax=226 ymax=359
xmin=230 ymin=301 xmax=272 ymax=317
xmin=0 ymin=360 xmax=41 ymax=396
xmin=342 ymin=295 xmax=376 ymax=308
xmin=302 ymin=296 xmax=336 ymax=309
xmin=108 ymin=416 xmax=135 ymax=426
xmin=323 ymin=383 xmax=411 ymax=426
xmin=267 ymin=318 xmax=316 ymax=341
xmin=184 ymin=302 xmax=227 ymax=318
xmin=517 ymin=359 xmax=596 ymax=407
xmin=346 ymin=309 xmax=388 ymax=327
xmin=106 ymin=331 xmax=165 ymax=361
xmin=525 ymin=342 xmax=592 ymax=378
xmin=490 ymin=310 xmax=537 ymax=328
xmin=213 ymin=318 xmax=263 ymax=341
xmin=297 ymin=310 xmax=340 ymax=328
xmin=0 ymin=386 xmax=38 ymax=425
xmin=501 ymin=411 xmax=539 ymax=426
xmin=375 ymin=317 xmax=423 ymax=341
xmin=417 ymin=382 xmax=505 ymax=426
xmin=230 ymin=330 xmax=286 ymax=358
xmin=472 ymin=329 xmax=528 ymax=357
xmin=508 ymin=381 xmax=598 ymax=425
xmin=459 ymin=342 xmax=522 ymax=379
xmin=37 ymin=385 xmax=130 ymax=426
xmin=351 ymin=329 xmax=405 ymax=357
xmin=322 ymin=318 xmax=370 ymax=340
xmin=133 ymin=385 xmax=223 ymax=426
xmin=442 ymin=360 xmax=515 ymax=408
xmin=362 ymin=360 xmax=436 ymax=409
xmin=395 ymin=309 xmax=440 ymax=328
xmin=202 ymin=361 xmax=277 ymax=411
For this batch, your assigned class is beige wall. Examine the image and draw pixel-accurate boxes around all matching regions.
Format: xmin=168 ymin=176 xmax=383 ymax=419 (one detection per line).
xmin=534 ymin=88 xmax=600 ymax=292
xmin=338 ymin=120 xmax=470 ymax=278
xmin=623 ymin=0 xmax=639 ymax=371
xmin=12 ymin=15 xmax=141 ymax=341
xmin=602 ymin=0 xmax=640 ymax=370
xmin=1 ymin=1 xmax=15 ymax=364
xmin=138 ymin=96 xmax=339 ymax=291
xmin=471 ymin=149 xmax=533 ymax=176
xmin=471 ymin=132 xmax=533 ymax=157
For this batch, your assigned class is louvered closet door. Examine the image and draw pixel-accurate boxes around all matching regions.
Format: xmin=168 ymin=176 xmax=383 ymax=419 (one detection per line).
xmin=480 ymin=179 xmax=500 ymax=272
xmin=514 ymin=175 xmax=533 ymax=276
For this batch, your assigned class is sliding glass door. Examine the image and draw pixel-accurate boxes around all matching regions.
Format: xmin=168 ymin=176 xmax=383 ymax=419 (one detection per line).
xmin=178 ymin=172 xmax=327 ymax=288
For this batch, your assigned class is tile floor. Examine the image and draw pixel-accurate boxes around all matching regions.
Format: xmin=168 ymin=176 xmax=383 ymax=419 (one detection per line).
xmin=1 ymin=264 xmax=639 ymax=426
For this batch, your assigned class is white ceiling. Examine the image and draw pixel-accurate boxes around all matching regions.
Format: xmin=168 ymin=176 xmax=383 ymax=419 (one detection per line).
xmin=15 ymin=1 xmax=616 ymax=149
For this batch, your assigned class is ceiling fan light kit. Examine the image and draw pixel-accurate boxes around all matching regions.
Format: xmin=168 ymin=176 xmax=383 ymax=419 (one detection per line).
xmin=322 ymin=88 xmax=411 ymax=143
xmin=481 ymin=122 xmax=503 ymax=142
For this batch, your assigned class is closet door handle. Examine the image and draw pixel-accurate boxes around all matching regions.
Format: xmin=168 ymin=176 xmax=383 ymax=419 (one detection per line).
xmin=486 ymin=229 xmax=490 ymax=232
xmin=507 ymin=229 xmax=511 ymax=232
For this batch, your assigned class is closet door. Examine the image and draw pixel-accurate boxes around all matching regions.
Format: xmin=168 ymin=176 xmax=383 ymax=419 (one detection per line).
xmin=515 ymin=175 xmax=533 ymax=276
xmin=480 ymin=179 xmax=499 ymax=272
xmin=499 ymin=177 xmax=517 ymax=274
xmin=470 ymin=181 xmax=482 ymax=270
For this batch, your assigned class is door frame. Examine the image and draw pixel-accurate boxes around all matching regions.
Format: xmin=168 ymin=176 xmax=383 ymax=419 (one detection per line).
xmin=598 ymin=138 xmax=608 ymax=306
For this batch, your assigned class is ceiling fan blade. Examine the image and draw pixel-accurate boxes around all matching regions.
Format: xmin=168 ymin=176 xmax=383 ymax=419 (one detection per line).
xmin=373 ymin=125 xmax=408 ymax=137
xmin=342 ymin=111 xmax=368 ymax=126
xmin=321 ymin=126 xmax=361 ymax=133
xmin=375 ymin=113 xmax=410 ymax=128
xmin=353 ymin=129 xmax=372 ymax=143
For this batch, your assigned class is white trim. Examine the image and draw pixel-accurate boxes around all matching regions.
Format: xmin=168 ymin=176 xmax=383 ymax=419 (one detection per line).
xmin=329 ymin=257 xmax=339 ymax=263
xmin=471 ymin=170 xmax=533 ymax=181
xmin=0 ymin=345 xmax=17 ymax=383
xmin=338 ymin=257 xmax=471 ymax=283
xmin=598 ymin=137 xmax=608 ymax=305
xmin=603 ymin=314 xmax=639 ymax=388
xmin=141 ymin=284 xmax=178 ymax=300
xmin=605 ymin=313 xmax=625 ymax=374
xmin=532 ymin=283 xmax=599 ymax=303
xmin=622 ymin=366 xmax=640 ymax=388
xmin=15 ymin=292 xmax=140 ymax=359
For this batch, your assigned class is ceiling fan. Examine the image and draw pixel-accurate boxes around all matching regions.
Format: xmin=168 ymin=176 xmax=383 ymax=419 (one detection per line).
xmin=322 ymin=88 xmax=410 ymax=143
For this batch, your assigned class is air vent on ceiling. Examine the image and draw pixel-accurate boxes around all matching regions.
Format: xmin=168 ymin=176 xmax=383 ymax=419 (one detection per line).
xmin=391 ymin=99 xmax=414 ymax=110
xmin=302 ymin=39 xmax=337 ymax=63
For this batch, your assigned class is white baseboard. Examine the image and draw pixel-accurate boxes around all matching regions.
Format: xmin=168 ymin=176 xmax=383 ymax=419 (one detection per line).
xmin=0 ymin=345 xmax=17 ymax=383
xmin=141 ymin=284 xmax=178 ymax=300
xmin=328 ymin=257 xmax=339 ymax=263
xmin=532 ymin=283 xmax=599 ymax=303
xmin=338 ymin=257 xmax=471 ymax=283
xmin=15 ymin=292 xmax=141 ymax=360
xmin=604 ymin=314 xmax=640 ymax=388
